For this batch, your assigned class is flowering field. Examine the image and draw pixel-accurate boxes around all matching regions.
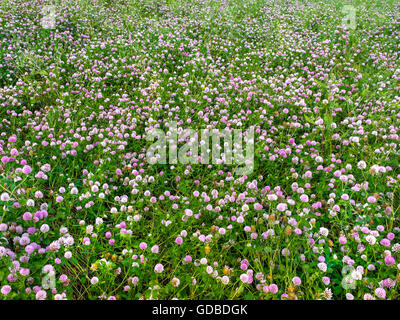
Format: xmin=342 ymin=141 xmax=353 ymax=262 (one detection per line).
xmin=0 ymin=0 xmax=399 ymax=301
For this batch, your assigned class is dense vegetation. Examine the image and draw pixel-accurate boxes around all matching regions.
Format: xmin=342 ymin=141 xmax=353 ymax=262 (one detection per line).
xmin=0 ymin=0 xmax=399 ymax=300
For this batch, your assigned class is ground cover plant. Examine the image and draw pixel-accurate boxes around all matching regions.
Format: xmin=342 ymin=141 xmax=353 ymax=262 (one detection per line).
xmin=0 ymin=0 xmax=399 ymax=300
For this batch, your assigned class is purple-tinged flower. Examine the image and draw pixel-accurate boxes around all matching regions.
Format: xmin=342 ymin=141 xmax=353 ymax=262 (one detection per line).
xmin=292 ymin=277 xmax=301 ymax=286
xmin=22 ymin=165 xmax=32 ymax=175
xmin=154 ymin=264 xmax=164 ymax=273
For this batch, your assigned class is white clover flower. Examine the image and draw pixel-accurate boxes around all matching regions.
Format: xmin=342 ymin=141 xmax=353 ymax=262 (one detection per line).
xmin=319 ymin=227 xmax=329 ymax=237
xmin=357 ymin=160 xmax=367 ymax=169
xmin=322 ymin=288 xmax=333 ymax=300
xmin=351 ymin=270 xmax=362 ymax=280
xmin=0 ymin=193 xmax=10 ymax=202
xmin=365 ymin=235 xmax=377 ymax=245
xmin=95 ymin=218 xmax=103 ymax=226
xmin=221 ymin=276 xmax=229 ymax=285
xmin=40 ymin=224 xmax=50 ymax=233
xmin=86 ymin=225 xmax=94 ymax=234
xmin=317 ymin=262 xmax=328 ymax=272
xmin=315 ymin=156 xmax=323 ymax=163
xmin=240 ymin=273 xmax=249 ymax=283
